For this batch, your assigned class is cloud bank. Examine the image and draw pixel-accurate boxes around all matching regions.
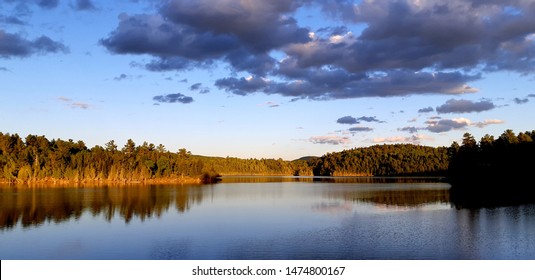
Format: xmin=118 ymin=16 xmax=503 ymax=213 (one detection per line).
xmin=100 ymin=0 xmax=535 ymax=101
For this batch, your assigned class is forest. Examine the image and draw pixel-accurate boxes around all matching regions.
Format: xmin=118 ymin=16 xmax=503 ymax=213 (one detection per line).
xmin=0 ymin=132 xmax=312 ymax=184
xmin=1 ymin=131 xmax=450 ymax=184
xmin=1 ymin=129 xmax=533 ymax=187
xmin=448 ymin=129 xmax=535 ymax=207
xmin=310 ymin=144 xmax=449 ymax=176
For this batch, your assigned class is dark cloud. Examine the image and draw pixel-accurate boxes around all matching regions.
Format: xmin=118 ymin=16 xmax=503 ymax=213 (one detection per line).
xmin=0 ymin=30 xmax=68 ymax=58
xmin=189 ymin=82 xmax=210 ymax=94
xmin=153 ymin=93 xmax=194 ymax=104
xmin=160 ymin=0 xmax=311 ymax=53
xmin=0 ymin=15 xmax=26 ymax=25
xmin=418 ymin=107 xmax=434 ymax=113
xmin=37 ymin=0 xmax=59 ymax=9
xmin=309 ymin=135 xmax=351 ymax=145
xmin=436 ymin=99 xmax=495 ymax=114
xmin=114 ymin=74 xmax=128 ymax=81
xmin=357 ymin=116 xmax=384 ymax=123
xmin=72 ymin=0 xmax=97 ymax=11
xmin=0 ymin=67 xmax=10 ymax=71
xmin=426 ymin=118 xmax=470 ymax=133
xmin=514 ymin=97 xmax=529 ymax=104
xmin=215 ymin=76 xmax=269 ymax=96
xmin=190 ymin=83 xmax=202 ymax=91
xmin=216 ymin=70 xmax=480 ymax=100
xmin=349 ymin=126 xmax=373 ymax=132
xmin=101 ymin=0 xmax=535 ymax=100
xmin=528 ymin=94 xmax=535 ymax=98
xmin=399 ymin=126 xmax=419 ymax=134
xmin=101 ymin=14 xmax=240 ymax=66
xmin=337 ymin=116 xmax=358 ymax=125
xmin=308 ymin=0 xmax=535 ymax=74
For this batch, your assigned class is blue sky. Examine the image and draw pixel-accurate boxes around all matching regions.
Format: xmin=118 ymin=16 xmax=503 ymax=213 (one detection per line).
xmin=1 ymin=0 xmax=534 ymax=160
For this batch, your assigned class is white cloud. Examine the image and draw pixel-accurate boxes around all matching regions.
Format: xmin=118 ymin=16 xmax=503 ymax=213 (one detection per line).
xmin=473 ymin=119 xmax=505 ymax=128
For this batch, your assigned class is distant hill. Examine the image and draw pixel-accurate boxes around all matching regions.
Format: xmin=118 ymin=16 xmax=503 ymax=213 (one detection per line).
xmin=293 ymin=156 xmax=319 ymax=162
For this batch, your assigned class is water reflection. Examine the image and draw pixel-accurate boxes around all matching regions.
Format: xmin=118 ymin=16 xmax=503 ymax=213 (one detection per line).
xmin=220 ymin=175 xmax=445 ymax=184
xmin=333 ymin=187 xmax=450 ymax=208
xmin=0 ymin=184 xmax=208 ymax=230
xmin=2 ymin=178 xmax=535 ymax=259
xmin=0 ymin=178 xmax=450 ymax=230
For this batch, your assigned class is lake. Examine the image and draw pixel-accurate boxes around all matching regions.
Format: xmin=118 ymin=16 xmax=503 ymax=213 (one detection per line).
xmin=1 ymin=176 xmax=535 ymax=260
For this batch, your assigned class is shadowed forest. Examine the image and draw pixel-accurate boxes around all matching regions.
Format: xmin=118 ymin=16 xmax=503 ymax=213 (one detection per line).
xmin=448 ymin=129 xmax=535 ymax=207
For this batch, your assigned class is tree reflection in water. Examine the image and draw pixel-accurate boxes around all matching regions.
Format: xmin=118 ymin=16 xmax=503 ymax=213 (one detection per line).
xmin=0 ymin=184 xmax=209 ymax=230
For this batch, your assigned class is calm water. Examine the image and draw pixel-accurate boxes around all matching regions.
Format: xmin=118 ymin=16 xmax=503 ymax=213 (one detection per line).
xmin=1 ymin=177 xmax=535 ymax=260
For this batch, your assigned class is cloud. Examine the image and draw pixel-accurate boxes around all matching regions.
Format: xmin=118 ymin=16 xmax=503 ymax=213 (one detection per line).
xmin=436 ymin=99 xmax=495 ymax=114
xmin=337 ymin=116 xmax=358 ymax=125
xmin=418 ymin=107 xmax=434 ymax=113
xmin=311 ymin=0 xmax=535 ymax=74
xmin=0 ymin=67 xmax=9 ymax=72
xmin=153 ymin=93 xmax=194 ymax=104
xmin=373 ymin=135 xmax=433 ymax=144
xmin=473 ymin=119 xmax=505 ymax=128
xmin=357 ymin=116 xmax=384 ymax=123
xmin=114 ymin=74 xmax=128 ymax=81
xmin=399 ymin=126 xmax=419 ymax=134
xmin=0 ymin=30 xmax=68 ymax=58
xmin=0 ymin=15 xmax=26 ymax=25
xmin=426 ymin=118 xmax=471 ymax=133
xmin=37 ymin=0 xmax=59 ymax=9
xmin=337 ymin=115 xmax=384 ymax=125
xmin=189 ymin=83 xmax=202 ymax=91
xmin=71 ymin=102 xmax=89 ymax=110
xmin=309 ymin=135 xmax=351 ymax=145
xmin=160 ymin=0 xmax=310 ymax=53
xmin=216 ymin=70 xmax=480 ymax=100
xmin=349 ymin=126 xmax=373 ymax=132
xmin=514 ymin=97 xmax=529 ymax=104
xmin=528 ymin=94 xmax=535 ymax=98
xmin=101 ymin=1 xmax=535 ymax=100
xmin=57 ymin=97 xmax=90 ymax=110
xmin=72 ymin=0 xmax=97 ymax=11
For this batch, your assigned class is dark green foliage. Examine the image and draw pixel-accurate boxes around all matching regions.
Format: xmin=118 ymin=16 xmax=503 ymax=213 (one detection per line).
xmin=311 ymin=144 xmax=449 ymax=176
xmin=448 ymin=130 xmax=535 ymax=208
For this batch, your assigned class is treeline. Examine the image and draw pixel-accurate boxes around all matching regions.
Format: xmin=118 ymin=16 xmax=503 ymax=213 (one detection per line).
xmin=449 ymin=129 xmax=535 ymax=183
xmin=0 ymin=132 xmax=310 ymax=184
xmin=0 ymin=132 xmax=454 ymax=184
xmin=448 ymin=129 xmax=535 ymax=207
xmin=9 ymin=130 xmax=532 ymax=186
xmin=310 ymin=144 xmax=449 ymax=176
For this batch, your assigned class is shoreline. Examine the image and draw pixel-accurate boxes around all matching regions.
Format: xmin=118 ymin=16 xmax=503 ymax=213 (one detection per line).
xmin=0 ymin=176 xmax=204 ymax=187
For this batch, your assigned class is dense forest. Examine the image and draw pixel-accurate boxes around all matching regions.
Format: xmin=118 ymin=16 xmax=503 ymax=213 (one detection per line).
xmin=311 ymin=144 xmax=449 ymax=176
xmin=2 ymin=129 xmax=532 ymax=188
xmin=1 ymin=131 xmax=452 ymax=184
xmin=0 ymin=132 xmax=310 ymax=184
xmin=448 ymin=129 xmax=535 ymax=207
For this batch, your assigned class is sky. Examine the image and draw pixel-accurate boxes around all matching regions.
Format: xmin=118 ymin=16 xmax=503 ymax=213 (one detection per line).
xmin=1 ymin=0 xmax=534 ymax=160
